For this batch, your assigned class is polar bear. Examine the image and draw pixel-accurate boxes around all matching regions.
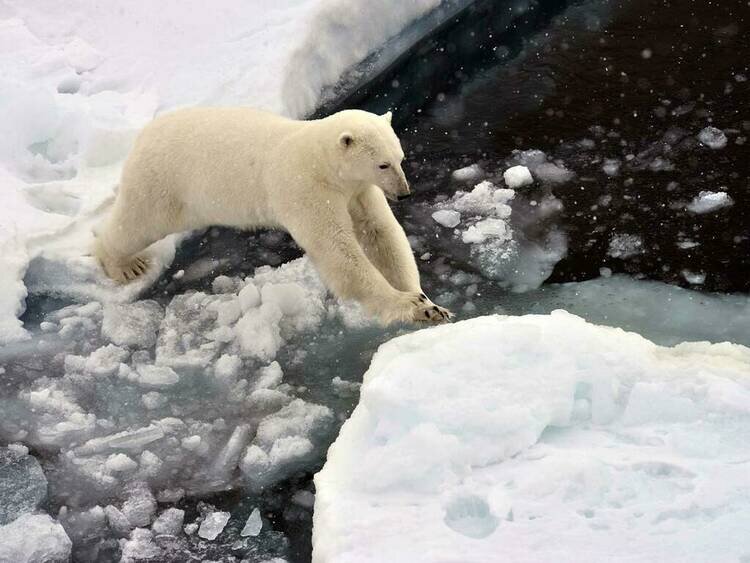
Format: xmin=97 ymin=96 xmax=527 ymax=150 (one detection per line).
xmin=94 ymin=107 xmax=452 ymax=325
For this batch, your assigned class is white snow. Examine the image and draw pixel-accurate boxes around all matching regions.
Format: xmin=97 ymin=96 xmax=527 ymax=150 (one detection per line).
xmin=313 ymin=312 xmax=750 ymax=563
xmin=0 ymin=0 xmax=449 ymax=345
xmin=502 ymin=165 xmax=533 ymax=188
xmin=686 ymin=190 xmax=734 ymax=214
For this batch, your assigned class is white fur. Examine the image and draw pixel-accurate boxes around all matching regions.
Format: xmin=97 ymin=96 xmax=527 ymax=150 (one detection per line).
xmin=94 ymin=107 xmax=452 ymax=325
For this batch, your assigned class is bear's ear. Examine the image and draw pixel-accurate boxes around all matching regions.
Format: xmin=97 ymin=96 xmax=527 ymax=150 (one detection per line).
xmin=339 ymin=132 xmax=354 ymax=148
xmin=382 ymin=111 xmax=393 ymax=124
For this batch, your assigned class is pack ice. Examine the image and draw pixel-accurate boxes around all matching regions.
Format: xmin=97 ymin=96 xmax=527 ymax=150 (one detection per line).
xmin=313 ymin=312 xmax=750 ymax=563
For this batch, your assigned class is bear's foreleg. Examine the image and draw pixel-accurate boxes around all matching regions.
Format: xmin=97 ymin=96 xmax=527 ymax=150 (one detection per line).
xmin=349 ymin=185 xmax=422 ymax=292
xmin=283 ymin=194 xmax=451 ymax=325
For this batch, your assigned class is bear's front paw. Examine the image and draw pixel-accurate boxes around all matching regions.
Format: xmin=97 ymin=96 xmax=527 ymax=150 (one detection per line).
xmin=412 ymin=292 xmax=454 ymax=324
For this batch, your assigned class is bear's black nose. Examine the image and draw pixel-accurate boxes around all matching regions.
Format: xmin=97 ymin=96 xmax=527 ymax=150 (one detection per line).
xmin=397 ymin=193 xmax=411 ymax=201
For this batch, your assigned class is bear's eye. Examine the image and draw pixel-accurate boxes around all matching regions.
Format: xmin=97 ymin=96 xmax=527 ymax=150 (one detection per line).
xmin=379 ymin=163 xmax=390 ymax=170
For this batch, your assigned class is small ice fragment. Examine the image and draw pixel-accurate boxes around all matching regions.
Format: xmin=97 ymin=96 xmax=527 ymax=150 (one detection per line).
xmin=533 ymin=162 xmax=574 ymax=184
xmin=451 ymin=164 xmax=484 ymax=182
xmin=152 ymin=508 xmax=185 ymax=536
xmin=698 ymin=126 xmax=728 ymax=149
xmin=238 ymin=283 xmax=261 ymax=311
xmin=686 ymin=191 xmax=733 ymax=214
xmin=212 ymin=275 xmax=236 ymax=294
xmin=198 ymin=511 xmax=230 ymax=540
xmin=431 ymin=209 xmax=461 ymax=228
xmin=136 ymin=365 xmax=179 ymax=388
xmin=122 ymin=482 xmax=157 ymax=528
xmin=240 ymin=508 xmax=262 ymax=537
xmin=0 ymin=448 xmax=48 ymax=525
xmin=608 ymin=234 xmax=643 ymax=259
xmin=602 ymin=159 xmax=620 ymax=176
xmin=681 ymin=270 xmax=706 ymax=285
xmin=104 ymin=453 xmax=137 ymax=473
xmin=331 ymin=377 xmax=361 ymax=397
xmin=676 ymin=240 xmax=699 ymax=249
xmin=641 ymin=48 xmax=652 ymax=59
xmin=503 ymin=165 xmax=533 ymax=188
xmin=292 ymin=490 xmax=315 ymax=508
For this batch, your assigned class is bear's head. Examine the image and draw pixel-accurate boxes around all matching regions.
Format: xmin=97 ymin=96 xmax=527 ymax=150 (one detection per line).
xmin=329 ymin=110 xmax=411 ymax=201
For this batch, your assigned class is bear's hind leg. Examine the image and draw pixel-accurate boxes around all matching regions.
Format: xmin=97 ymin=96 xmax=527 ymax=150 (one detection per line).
xmin=94 ymin=235 xmax=151 ymax=283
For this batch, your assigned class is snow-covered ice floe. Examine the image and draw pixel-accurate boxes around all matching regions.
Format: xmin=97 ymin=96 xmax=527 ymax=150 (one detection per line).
xmin=0 ymin=0 xmax=459 ymax=345
xmin=313 ymin=312 xmax=750 ymax=563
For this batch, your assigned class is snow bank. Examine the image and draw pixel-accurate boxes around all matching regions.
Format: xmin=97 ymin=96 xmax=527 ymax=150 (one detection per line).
xmin=313 ymin=312 xmax=750 ymax=563
xmin=0 ymin=0 xmax=449 ymax=344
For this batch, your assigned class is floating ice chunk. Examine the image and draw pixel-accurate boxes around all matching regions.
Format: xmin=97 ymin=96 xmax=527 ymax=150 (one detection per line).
xmin=676 ymin=240 xmax=699 ymax=249
xmin=102 ymin=301 xmax=163 ymax=348
xmin=104 ymin=505 xmax=132 ymax=537
xmin=0 ymin=448 xmax=47 ymax=525
xmin=503 ymin=165 xmax=533 ymax=188
xmin=681 ymin=270 xmax=706 ymax=285
xmin=533 ymin=161 xmax=574 ymax=184
xmin=152 ymin=508 xmax=185 ymax=536
xmin=698 ymin=126 xmax=728 ymax=149
xmin=431 ymin=209 xmax=461 ymax=228
xmin=119 ymin=528 xmax=161 ymax=562
xmin=238 ymin=283 xmax=262 ymax=311
xmin=65 ymin=344 xmax=128 ymax=376
xmin=451 ymin=163 xmax=484 ymax=182
xmin=261 ymin=282 xmax=308 ymax=317
xmin=254 ymin=399 xmax=333 ymax=447
xmin=331 ymin=377 xmax=361 ymax=398
xmin=210 ymin=424 xmax=252 ymax=480
xmin=141 ymin=392 xmax=167 ymax=410
xmin=211 ymin=298 xmax=242 ymax=327
xmin=235 ymin=303 xmax=284 ymax=362
xmin=602 ymin=158 xmax=620 ymax=176
xmin=241 ymin=508 xmax=263 ymax=537
xmin=686 ymin=190 xmax=733 ymax=214
xmin=122 ymin=482 xmax=157 ymax=528
xmin=255 ymin=361 xmax=284 ymax=391
xmin=461 ymin=218 xmax=510 ymax=244
xmin=292 ymin=490 xmax=315 ymax=509
xmin=135 ymin=364 xmax=179 ymax=388
xmin=0 ymin=514 xmax=72 ymax=563
xmin=214 ymin=354 xmax=243 ymax=387
xmin=104 ymin=453 xmax=138 ymax=473
xmin=608 ymin=233 xmax=644 ymax=258
xmin=75 ymin=422 xmax=166 ymax=455
xmin=198 ymin=511 xmax=230 ymax=540
xmin=212 ymin=275 xmax=238 ymax=294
